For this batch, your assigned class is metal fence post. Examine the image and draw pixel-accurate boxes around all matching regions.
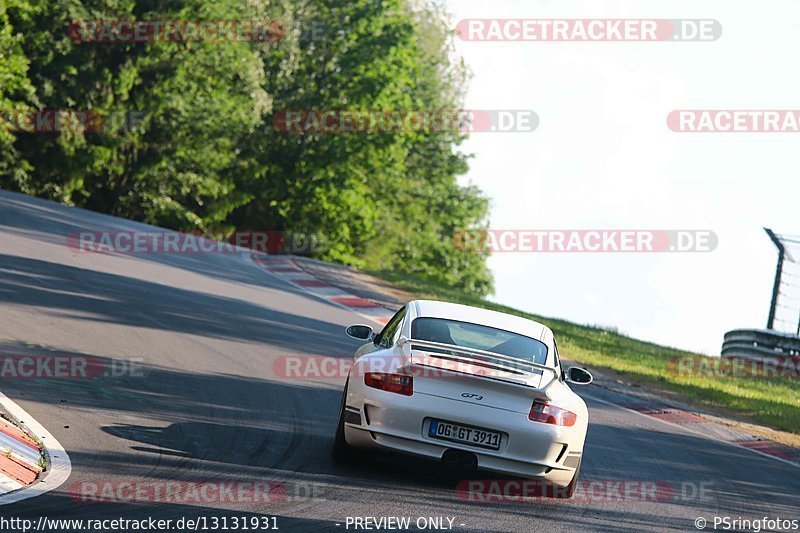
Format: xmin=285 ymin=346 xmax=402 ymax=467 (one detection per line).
xmin=765 ymin=228 xmax=785 ymax=330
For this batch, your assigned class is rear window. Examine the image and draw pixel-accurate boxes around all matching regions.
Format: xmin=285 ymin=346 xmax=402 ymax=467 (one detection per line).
xmin=411 ymin=317 xmax=548 ymax=365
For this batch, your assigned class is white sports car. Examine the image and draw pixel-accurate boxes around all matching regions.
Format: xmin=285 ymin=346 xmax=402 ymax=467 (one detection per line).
xmin=332 ymin=300 xmax=593 ymax=497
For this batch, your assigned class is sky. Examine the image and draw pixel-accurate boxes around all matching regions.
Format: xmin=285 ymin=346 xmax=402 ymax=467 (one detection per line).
xmin=444 ymin=0 xmax=800 ymax=354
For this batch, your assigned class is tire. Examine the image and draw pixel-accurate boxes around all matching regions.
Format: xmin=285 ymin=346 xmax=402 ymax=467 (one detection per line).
xmin=554 ymin=459 xmax=581 ymax=498
xmin=331 ymin=379 xmax=355 ymax=463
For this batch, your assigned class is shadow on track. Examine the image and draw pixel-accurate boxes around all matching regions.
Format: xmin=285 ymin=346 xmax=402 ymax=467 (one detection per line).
xmin=0 ymin=254 xmax=354 ymax=357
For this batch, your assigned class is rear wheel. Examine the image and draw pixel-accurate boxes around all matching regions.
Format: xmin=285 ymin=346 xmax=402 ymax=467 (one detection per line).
xmin=555 ymin=459 xmax=581 ymax=498
xmin=331 ymin=379 xmax=355 ymax=463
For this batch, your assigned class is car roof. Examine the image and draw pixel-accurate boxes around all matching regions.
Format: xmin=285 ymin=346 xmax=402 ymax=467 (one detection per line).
xmin=409 ymin=300 xmax=553 ymax=343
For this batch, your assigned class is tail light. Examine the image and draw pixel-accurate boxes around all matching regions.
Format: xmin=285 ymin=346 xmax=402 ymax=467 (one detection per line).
xmin=365 ymin=373 xmax=413 ymax=396
xmin=528 ymin=400 xmax=577 ymax=426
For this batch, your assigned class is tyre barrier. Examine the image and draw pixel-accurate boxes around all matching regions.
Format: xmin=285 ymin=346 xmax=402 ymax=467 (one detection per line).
xmin=722 ymin=328 xmax=800 ymax=359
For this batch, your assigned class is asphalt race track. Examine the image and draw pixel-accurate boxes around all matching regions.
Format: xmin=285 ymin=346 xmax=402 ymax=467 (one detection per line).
xmin=0 ymin=189 xmax=797 ymax=532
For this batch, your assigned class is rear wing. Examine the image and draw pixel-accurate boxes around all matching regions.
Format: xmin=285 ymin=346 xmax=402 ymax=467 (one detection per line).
xmin=397 ymin=336 xmax=559 ymax=378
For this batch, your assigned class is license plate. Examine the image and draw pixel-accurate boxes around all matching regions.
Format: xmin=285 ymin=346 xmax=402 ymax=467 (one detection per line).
xmin=428 ymin=419 xmax=501 ymax=450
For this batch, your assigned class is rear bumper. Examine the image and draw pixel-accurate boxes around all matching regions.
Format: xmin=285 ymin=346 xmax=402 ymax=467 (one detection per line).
xmin=343 ymin=383 xmax=585 ymax=486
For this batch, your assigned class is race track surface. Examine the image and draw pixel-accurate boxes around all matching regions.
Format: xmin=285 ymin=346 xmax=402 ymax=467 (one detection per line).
xmin=0 ymin=190 xmax=797 ymax=532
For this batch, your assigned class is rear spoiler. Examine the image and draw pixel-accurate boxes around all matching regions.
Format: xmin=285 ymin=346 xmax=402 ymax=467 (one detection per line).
xmin=397 ymin=336 xmax=559 ymax=379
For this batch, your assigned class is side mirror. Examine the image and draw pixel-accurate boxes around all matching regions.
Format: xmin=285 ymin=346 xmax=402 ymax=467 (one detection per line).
xmin=345 ymin=324 xmax=374 ymax=341
xmin=564 ymin=366 xmax=593 ymax=385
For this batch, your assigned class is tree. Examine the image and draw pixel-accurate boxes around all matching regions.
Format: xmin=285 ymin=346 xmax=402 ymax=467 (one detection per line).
xmin=0 ymin=0 xmax=35 ymax=186
xmin=1 ymin=0 xmax=494 ymax=296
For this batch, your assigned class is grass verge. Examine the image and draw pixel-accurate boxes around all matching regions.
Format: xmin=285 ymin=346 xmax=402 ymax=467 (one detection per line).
xmin=368 ymin=269 xmax=800 ymax=435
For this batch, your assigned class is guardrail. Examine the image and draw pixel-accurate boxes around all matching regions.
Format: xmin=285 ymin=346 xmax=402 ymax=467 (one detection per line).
xmin=722 ymin=329 xmax=800 ymax=359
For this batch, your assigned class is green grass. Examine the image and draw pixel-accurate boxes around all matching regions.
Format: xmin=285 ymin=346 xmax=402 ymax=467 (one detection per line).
xmin=369 ymin=269 xmax=800 ymax=434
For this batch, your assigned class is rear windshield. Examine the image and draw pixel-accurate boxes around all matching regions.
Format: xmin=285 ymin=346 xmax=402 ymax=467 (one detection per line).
xmin=411 ymin=317 xmax=548 ymax=365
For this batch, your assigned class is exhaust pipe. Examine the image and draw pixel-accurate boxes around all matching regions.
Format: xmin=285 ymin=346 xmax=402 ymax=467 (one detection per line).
xmin=461 ymin=453 xmax=477 ymax=469
xmin=442 ymin=449 xmax=461 ymax=466
xmin=441 ymin=449 xmax=478 ymax=470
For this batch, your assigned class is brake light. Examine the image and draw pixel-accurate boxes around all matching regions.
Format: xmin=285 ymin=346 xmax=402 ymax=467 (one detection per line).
xmin=365 ymin=373 xmax=413 ymax=396
xmin=528 ymin=400 xmax=577 ymax=426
